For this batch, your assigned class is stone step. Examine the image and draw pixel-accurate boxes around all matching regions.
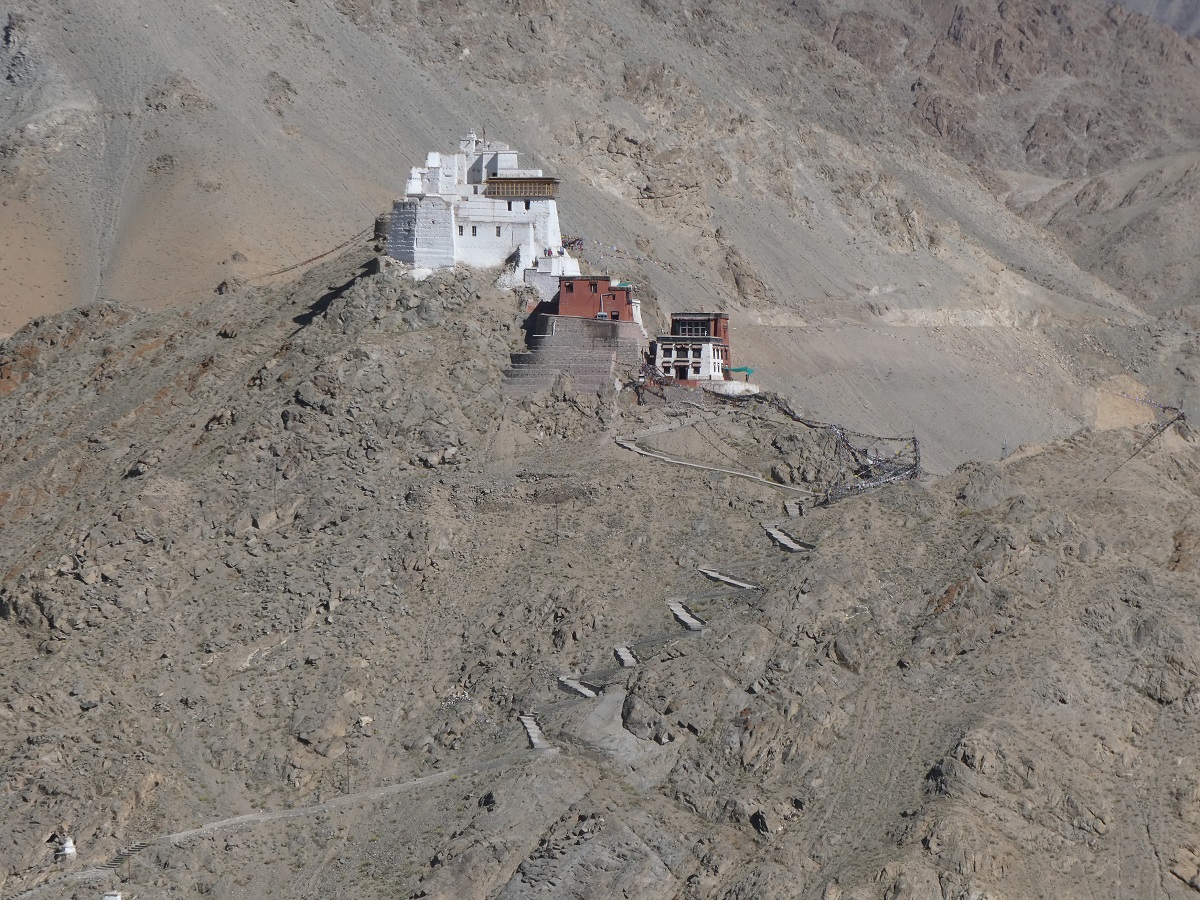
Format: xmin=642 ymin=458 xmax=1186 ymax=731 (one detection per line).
xmin=763 ymin=523 xmax=815 ymax=552
xmin=518 ymin=714 xmax=550 ymax=750
xmin=666 ymin=598 xmax=705 ymax=632
xmin=504 ymin=338 xmax=618 ymax=395
xmin=529 ymin=339 xmax=620 ymax=351
xmin=98 ymin=841 xmax=153 ymax=870
xmin=558 ymin=677 xmax=599 ymax=698
xmin=697 ymin=567 xmax=760 ymax=591
xmin=504 ymin=384 xmax=613 ymax=398
xmin=502 ymin=372 xmax=615 ymax=387
xmin=505 ymin=367 xmax=615 ymax=382
xmin=511 ymin=351 xmax=618 ymax=365
xmin=614 ymin=646 xmax=638 ymax=667
xmin=762 ymin=524 xmax=809 ymax=552
xmin=508 ymin=362 xmax=617 ymax=374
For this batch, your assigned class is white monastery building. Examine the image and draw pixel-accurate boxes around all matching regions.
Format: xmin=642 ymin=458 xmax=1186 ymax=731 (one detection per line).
xmin=386 ymin=132 xmax=580 ymax=298
xmin=651 ymin=312 xmax=758 ymax=395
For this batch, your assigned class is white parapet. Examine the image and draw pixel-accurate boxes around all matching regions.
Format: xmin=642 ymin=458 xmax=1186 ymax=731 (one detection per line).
xmin=558 ymin=677 xmax=598 ymax=698
xmin=518 ymin=714 xmax=550 ymax=750
xmin=702 ymin=381 xmax=760 ymax=397
xmin=697 ymin=567 xmax=760 ymax=590
xmin=614 ymin=646 xmax=638 ymax=667
xmin=763 ymin=523 xmax=807 ymax=552
xmin=666 ymin=598 xmax=705 ymax=632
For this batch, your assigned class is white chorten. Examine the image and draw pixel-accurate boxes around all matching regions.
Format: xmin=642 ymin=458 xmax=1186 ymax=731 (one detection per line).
xmin=385 ymin=132 xmax=581 ymax=299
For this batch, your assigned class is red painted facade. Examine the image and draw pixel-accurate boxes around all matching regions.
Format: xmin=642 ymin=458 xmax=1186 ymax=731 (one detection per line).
xmin=661 ymin=312 xmax=732 ymax=371
xmin=555 ymin=275 xmax=635 ymax=322
xmin=669 ymin=312 xmax=729 ymax=344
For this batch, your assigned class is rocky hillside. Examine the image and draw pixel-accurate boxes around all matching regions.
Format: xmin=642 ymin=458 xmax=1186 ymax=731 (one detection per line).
xmin=2 ymin=249 xmax=1200 ymax=899
xmin=0 ymin=0 xmax=1198 ymax=336
xmin=1120 ymin=0 xmax=1200 ymax=35
xmin=4 ymin=0 xmax=1200 ymax=897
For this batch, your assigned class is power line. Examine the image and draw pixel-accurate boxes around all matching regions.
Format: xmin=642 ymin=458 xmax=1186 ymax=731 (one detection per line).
xmin=250 ymin=226 xmax=375 ymax=282
xmin=1102 ymin=410 xmax=1186 ymax=483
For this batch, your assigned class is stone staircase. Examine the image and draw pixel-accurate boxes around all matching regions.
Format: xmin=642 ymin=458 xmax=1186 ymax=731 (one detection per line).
xmin=97 ymin=841 xmax=153 ymax=871
xmin=504 ymin=315 xmax=647 ymax=397
xmin=504 ymin=347 xmax=619 ymax=396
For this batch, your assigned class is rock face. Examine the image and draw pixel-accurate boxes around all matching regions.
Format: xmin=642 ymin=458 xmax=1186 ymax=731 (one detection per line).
xmin=2 ymin=248 xmax=1200 ymax=899
xmin=1118 ymin=0 xmax=1200 ymax=36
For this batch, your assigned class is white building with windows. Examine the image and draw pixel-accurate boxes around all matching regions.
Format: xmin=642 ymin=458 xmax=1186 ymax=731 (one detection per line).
xmin=652 ymin=312 xmax=732 ymax=381
xmin=655 ymin=338 xmax=728 ymax=380
xmin=385 ymin=132 xmax=580 ymax=298
xmin=650 ymin=311 xmax=757 ymax=394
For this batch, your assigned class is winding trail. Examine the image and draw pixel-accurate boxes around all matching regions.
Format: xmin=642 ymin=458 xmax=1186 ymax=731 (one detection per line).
xmin=14 ymin=410 xmax=823 ymax=900
xmin=5 ymin=750 xmax=536 ymax=900
xmin=614 ymin=437 xmax=816 ymax=497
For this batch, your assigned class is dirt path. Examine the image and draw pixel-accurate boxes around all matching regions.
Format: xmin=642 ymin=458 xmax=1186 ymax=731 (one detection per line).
xmin=614 ymin=437 xmax=816 ymax=497
xmin=5 ymin=750 xmax=539 ymax=900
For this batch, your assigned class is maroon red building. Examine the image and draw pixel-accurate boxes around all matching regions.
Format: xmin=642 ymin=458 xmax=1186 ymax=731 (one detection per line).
xmin=554 ymin=275 xmax=637 ymax=322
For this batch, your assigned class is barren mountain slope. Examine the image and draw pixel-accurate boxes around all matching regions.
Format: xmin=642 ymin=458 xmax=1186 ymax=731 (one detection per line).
xmin=2 ymin=0 xmax=1197 ymax=334
xmin=2 ymin=253 xmax=1200 ymax=899
xmin=1119 ymin=0 xmax=1200 ymax=35
xmin=9 ymin=0 xmax=1200 ymax=472
xmin=1011 ymin=149 xmax=1200 ymax=309
xmin=4 ymin=1 xmax=1200 ymax=896
xmin=792 ymin=0 xmax=1200 ymax=312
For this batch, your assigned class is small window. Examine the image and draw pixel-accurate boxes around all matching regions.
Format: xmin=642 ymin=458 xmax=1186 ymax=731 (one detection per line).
xmin=473 ymin=186 xmax=478 ymax=194
xmin=471 ymin=226 xmax=477 ymax=237
xmin=565 ymin=282 xmax=574 ymax=293
xmin=692 ymin=365 xmax=701 ymax=375
xmin=610 ymin=311 xmax=619 ymax=321
xmin=524 ymin=200 xmax=531 ymax=210
xmin=663 ymin=347 xmax=673 ymax=358
xmin=693 ymin=347 xmax=702 ymax=359
xmin=496 ymin=226 xmax=501 ymax=237
xmin=507 ymin=201 xmax=513 ymax=211
xmin=457 ymin=225 xmax=464 ymax=236
xmin=589 ymin=282 xmax=598 ymax=294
